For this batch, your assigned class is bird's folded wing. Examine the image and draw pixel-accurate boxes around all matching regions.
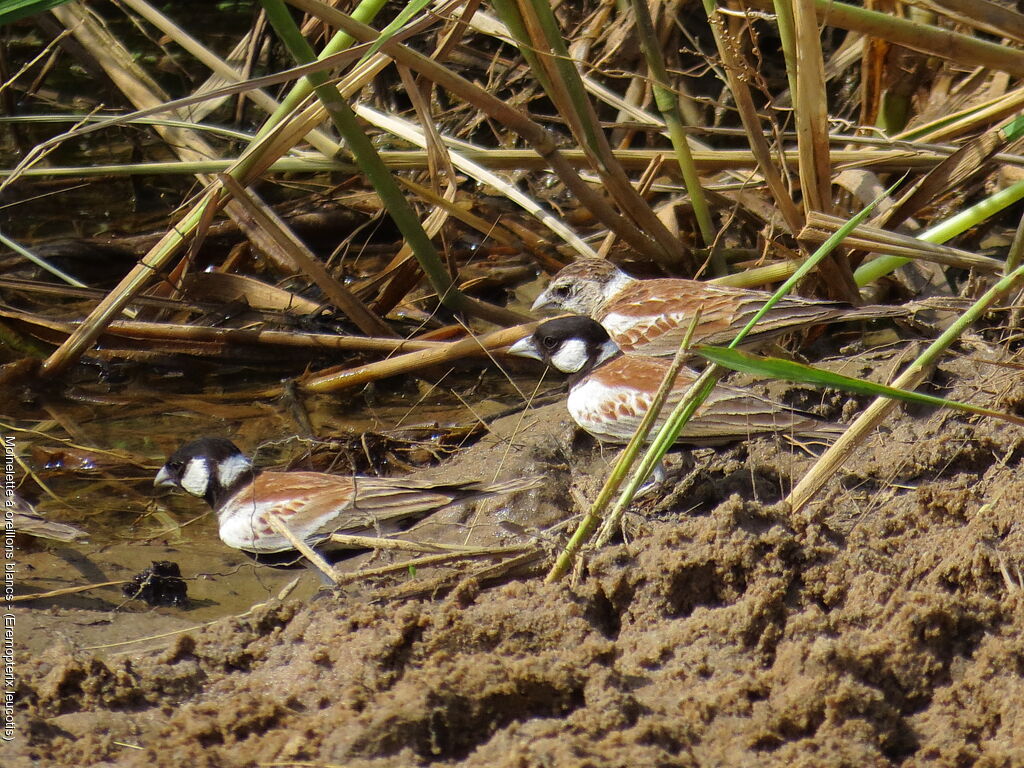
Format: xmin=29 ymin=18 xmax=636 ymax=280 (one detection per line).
xmin=602 ymin=280 xmax=902 ymax=353
xmin=599 ymin=287 xmax=741 ymax=354
xmin=224 ymin=473 xmax=539 ymax=552
xmin=570 ymin=360 xmax=833 ymax=444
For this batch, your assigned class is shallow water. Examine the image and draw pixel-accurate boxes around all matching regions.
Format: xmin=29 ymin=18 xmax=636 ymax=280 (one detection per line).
xmin=7 ymin=357 xmax=537 ymax=653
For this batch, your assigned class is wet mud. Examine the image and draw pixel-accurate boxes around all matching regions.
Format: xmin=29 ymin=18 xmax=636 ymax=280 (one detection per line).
xmin=9 ymin=355 xmax=1024 ymax=767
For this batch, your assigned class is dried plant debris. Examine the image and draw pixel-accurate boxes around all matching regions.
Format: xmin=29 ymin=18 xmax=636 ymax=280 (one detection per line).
xmin=121 ymin=561 xmax=190 ymax=609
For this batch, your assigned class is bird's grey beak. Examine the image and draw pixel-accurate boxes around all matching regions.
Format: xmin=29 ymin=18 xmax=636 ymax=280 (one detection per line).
xmin=507 ymin=336 xmax=543 ymax=361
xmin=154 ymin=466 xmax=175 ymax=488
xmin=531 ymin=290 xmax=553 ymax=313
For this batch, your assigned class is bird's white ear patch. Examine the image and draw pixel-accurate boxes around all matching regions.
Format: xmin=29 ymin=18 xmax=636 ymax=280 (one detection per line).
xmin=549 ymin=338 xmax=590 ymax=373
xmin=216 ymin=454 xmax=252 ymax=492
xmin=595 ymin=339 xmax=620 ymax=366
xmin=179 ymin=458 xmax=210 ymax=498
xmin=604 ymin=269 xmax=634 ymax=296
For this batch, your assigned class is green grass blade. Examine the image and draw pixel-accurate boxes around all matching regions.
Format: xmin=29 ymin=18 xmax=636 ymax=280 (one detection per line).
xmin=729 ymin=177 xmax=904 ymax=349
xmin=355 ymin=0 xmax=431 ymax=66
xmin=696 ymin=346 xmax=1024 ymax=427
xmin=0 ymin=0 xmax=72 ymax=25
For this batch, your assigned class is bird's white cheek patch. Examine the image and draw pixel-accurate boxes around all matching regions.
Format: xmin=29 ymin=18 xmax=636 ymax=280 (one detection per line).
xmin=217 ymin=454 xmax=252 ymax=491
xmin=595 ymin=339 xmax=619 ymax=365
xmin=180 ymin=459 xmax=210 ymax=497
xmin=550 ymin=338 xmax=589 ymax=373
xmin=605 ymin=271 xmax=633 ymax=297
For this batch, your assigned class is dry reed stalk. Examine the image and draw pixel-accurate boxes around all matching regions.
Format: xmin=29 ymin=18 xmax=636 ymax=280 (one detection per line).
xmin=422 ymin=146 xmax=1022 ymax=172
xmin=746 ymin=0 xmax=1024 ymax=77
xmin=700 ymin=0 xmax=803 ymax=235
xmin=15 ymin=143 xmax=1008 ymax=178
xmin=369 ymin=549 xmax=544 ymax=600
xmin=285 ymin=0 xmax=676 ymax=268
xmin=218 ymin=174 xmax=395 ymax=338
xmin=786 ymin=0 xmax=861 ymax=303
xmin=330 ymin=544 xmax=533 ymax=585
xmin=99 ymin=322 xmax=447 ymax=352
xmin=896 ymin=84 xmax=1024 ymax=144
xmin=792 ymin=0 xmax=833 ymax=217
xmin=47 ymin=326 xmax=447 ymax=361
xmin=801 ymin=213 xmax=1005 ymax=273
xmin=874 ymin=129 xmax=1011 ymax=231
xmin=329 ymin=532 xmax=532 ymax=554
xmin=266 ymin=514 xmax=339 ymax=584
xmin=11 ymin=580 xmax=127 ymax=603
xmin=300 ymin=321 xmax=537 ymax=393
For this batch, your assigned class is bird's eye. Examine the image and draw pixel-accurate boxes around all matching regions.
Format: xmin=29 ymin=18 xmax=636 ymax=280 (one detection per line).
xmin=541 ymin=336 xmax=558 ymax=349
xmin=168 ymin=460 xmax=184 ymax=471
xmin=552 ymin=284 xmax=570 ymax=298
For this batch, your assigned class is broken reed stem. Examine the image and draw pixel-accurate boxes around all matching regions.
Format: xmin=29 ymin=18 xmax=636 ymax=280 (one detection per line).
xmin=373 ymin=549 xmax=546 ymax=601
xmin=99 ymin=321 xmax=446 ymax=352
xmin=328 ymin=533 xmax=523 ymax=554
xmin=331 ymin=544 xmax=533 ymax=585
xmin=218 ymin=174 xmax=395 ymax=338
xmin=1 ymin=307 xmax=449 ymax=352
xmin=801 ymin=213 xmax=1005 ymax=274
xmin=301 ymin=321 xmax=538 ymax=392
xmin=11 ymin=580 xmax=128 ymax=603
xmin=266 ymin=514 xmax=338 ymax=584
xmin=791 ymin=0 xmax=832 ymax=217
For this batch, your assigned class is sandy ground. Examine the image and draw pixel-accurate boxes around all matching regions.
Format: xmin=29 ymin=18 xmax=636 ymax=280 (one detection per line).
xmin=9 ymin=352 xmax=1024 ymax=767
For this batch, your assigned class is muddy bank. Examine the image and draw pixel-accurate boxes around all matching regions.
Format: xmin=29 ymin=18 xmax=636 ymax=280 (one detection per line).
xmin=9 ymin=357 xmax=1024 ymax=767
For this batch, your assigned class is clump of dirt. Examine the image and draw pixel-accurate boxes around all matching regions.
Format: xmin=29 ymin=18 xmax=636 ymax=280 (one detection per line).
xmin=11 ymin=356 xmax=1024 ymax=767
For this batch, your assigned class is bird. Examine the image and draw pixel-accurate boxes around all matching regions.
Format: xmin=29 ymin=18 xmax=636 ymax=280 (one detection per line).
xmin=531 ymin=258 xmax=908 ymax=356
xmin=154 ymin=438 xmax=539 ymax=562
xmin=507 ymin=315 xmax=841 ymax=444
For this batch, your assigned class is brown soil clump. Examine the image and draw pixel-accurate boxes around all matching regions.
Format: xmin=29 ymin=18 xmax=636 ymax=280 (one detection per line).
xmin=11 ymin=358 xmax=1024 ymax=767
